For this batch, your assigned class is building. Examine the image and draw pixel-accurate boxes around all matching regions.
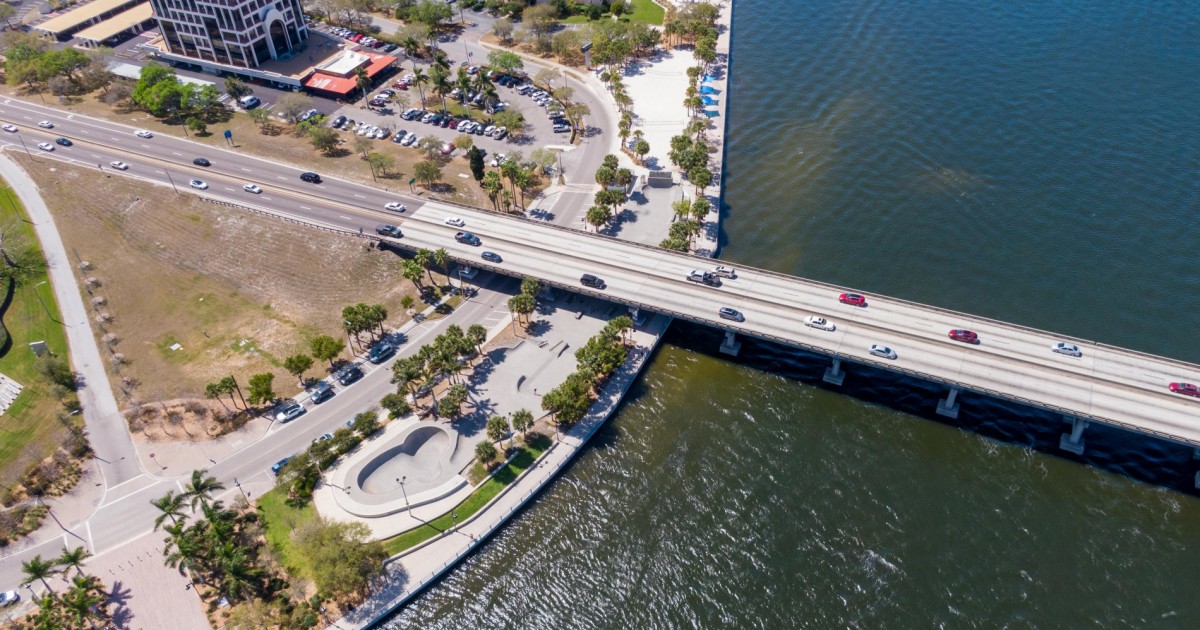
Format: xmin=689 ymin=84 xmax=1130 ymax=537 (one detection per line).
xmin=148 ymin=0 xmax=308 ymax=69
xmin=34 ymin=0 xmax=148 ymax=41
xmin=302 ymin=49 xmax=398 ymax=99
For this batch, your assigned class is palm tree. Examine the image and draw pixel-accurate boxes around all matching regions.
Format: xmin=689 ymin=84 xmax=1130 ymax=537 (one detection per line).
xmin=511 ymin=408 xmax=534 ymax=437
xmin=403 ymin=259 xmax=424 ymax=292
xmin=56 ymin=546 xmax=92 ymax=577
xmin=151 ymin=490 xmax=188 ymax=531
xmin=481 ymin=171 xmax=502 ymax=211
xmin=467 ymin=324 xmax=487 ymax=361
xmin=430 ymin=65 xmax=452 ymax=113
xmin=433 ymin=248 xmax=450 ymax=283
xmin=400 ymin=35 xmax=421 ymax=57
xmin=354 ymin=67 xmax=371 ymax=104
xmin=21 ymin=554 xmax=61 ymax=596
xmin=415 ymin=248 xmax=435 ymax=285
xmin=412 ymin=66 xmax=429 ymax=110
xmin=184 ymin=469 xmax=225 ymax=509
xmin=62 ymin=574 xmax=107 ymax=628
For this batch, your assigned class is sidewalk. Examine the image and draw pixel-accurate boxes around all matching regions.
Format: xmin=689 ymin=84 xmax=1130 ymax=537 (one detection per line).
xmin=335 ymin=313 xmax=671 ymax=628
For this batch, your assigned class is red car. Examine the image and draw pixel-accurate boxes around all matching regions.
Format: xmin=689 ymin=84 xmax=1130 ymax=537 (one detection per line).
xmin=1169 ymin=382 xmax=1200 ymax=397
xmin=948 ymin=329 xmax=979 ymax=344
xmin=838 ymin=293 xmax=867 ymax=307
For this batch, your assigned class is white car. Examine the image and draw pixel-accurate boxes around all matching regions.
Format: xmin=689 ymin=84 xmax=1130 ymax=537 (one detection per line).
xmin=401 ymin=133 xmax=418 ymax=146
xmin=712 ymin=265 xmax=736 ymax=278
xmin=243 ymin=183 xmax=263 ymax=194
xmin=0 ymin=589 xmax=18 ymax=606
xmin=109 ymin=161 xmax=129 ymax=170
xmin=1051 ymin=342 xmax=1082 ymax=357
xmin=135 ymin=129 xmax=153 ymax=138
xmin=37 ymin=142 xmax=54 ymax=151
xmin=490 ymin=153 xmax=507 ymax=167
xmin=189 ymin=179 xmax=208 ymax=190
xmin=384 ymin=202 xmax=407 ymax=212
xmin=804 ymin=316 xmax=836 ymax=331
xmin=37 ymin=120 xmax=54 ymax=129
xmin=1 ymin=124 xmax=16 ymax=133
xmin=869 ymin=344 xmax=897 ymax=360
xmin=483 ymin=125 xmax=496 ymax=135
xmin=444 ymin=217 xmax=465 ymax=227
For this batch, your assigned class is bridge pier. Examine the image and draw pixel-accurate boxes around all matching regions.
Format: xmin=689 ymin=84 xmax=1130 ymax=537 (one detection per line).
xmin=1059 ymin=415 xmax=1088 ymax=455
xmin=628 ymin=306 xmax=646 ymax=326
xmin=719 ymin=330 xmax=741 ymax=356
xmin=822 ymin=358 xmax=845 ymax=386
xmin=936 ymin=387 xmax=960 ymax=419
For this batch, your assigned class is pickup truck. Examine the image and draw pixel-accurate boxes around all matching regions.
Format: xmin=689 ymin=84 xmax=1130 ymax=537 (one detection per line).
xmin=455 ymin=231 xmax=481 ymax=246
xmin=686 ymin=269 xmax=722 ymax=287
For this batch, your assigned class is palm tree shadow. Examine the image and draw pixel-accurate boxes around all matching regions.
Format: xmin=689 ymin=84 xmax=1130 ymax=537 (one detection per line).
xmin=106 ymin=579 xmax=134 ymax=628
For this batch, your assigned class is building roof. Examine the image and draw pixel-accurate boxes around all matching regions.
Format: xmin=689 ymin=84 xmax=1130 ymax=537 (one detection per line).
xmin=74 ymin=2 xmax=152 ymax=44
xmin=302 ymin=51 xmax=397 ymax=95
xmin=35 ymin=0 xmax=143 ymax=36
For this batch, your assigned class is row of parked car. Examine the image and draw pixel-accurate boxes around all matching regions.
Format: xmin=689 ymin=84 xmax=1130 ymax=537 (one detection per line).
xmin=400 ymin=108 xmax=509 ymax=140
xmin=328 ymin=26 xmax=400 ymax=54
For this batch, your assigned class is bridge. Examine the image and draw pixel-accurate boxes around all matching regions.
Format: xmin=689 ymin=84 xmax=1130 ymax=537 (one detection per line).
xmin=390 ymin=201 xmax=1200 ymax=456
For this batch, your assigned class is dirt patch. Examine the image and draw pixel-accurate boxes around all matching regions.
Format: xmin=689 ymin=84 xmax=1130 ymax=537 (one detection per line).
xmin=22 ymin=157 xmax=422 ymax=406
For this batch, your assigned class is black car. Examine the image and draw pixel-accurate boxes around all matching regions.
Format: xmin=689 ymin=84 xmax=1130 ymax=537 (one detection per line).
xmin=580 ymin=274 xmax=605 ymax=289
xmin=367 ymin=340 xmax=396 ymax=364
xmin=193 ymin=157 xmax=211 ymax=166
xmin=331 ymin=115 xmax=347 ymax=128
xmin=376 ymin=224 xmax=403 ymax=238
xmin=55 ymin=137 xmax=72 ymax=146
xmin=335 ymin=364 xmax=363 ymax=386
xmin=309 ymin=381 xmax=334 ymax=404
xmin=455 ymin=231 xmax=481 ymax=246
xmin=481 ymin=251 xmax=502 ymax=263
xmin=718 ymin=307 xmax=744 ymax=322
xmin=300 ymin=171 xmax=322 ymax=183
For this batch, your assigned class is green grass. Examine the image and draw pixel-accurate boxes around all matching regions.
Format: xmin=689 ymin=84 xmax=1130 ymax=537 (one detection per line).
xmin=627 ymin=0 xmax=665 ymax=25
xmin=257 ymin=487 xmax=318 ymax=579
xmin=0 ymin=183 xmax=70 ymax=479
xmin=382 ymin=436 xmax=550 ymax=555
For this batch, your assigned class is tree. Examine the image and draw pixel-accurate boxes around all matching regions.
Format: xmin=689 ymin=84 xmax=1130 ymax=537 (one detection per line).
xmin=309 ymin=126 xmax=340 ymax=154
xmin=205 ymin=379 xmax=237 ymax=411
xmin=507 ymin=293 xmax=535 ymax=325
xmin=491 ymin=20 xmax=516 ymax=45
xmin=511 ymin=408 xmax=534 ymax=437
xmin=246 ymin=373 xmax=276 ymax=406
xmin=634 ymin=139 xmax=650 ymax=164
xmin=248 ymin=107 xmax=271 ymax=129
xmin=523 ymin=4 xmax=558 ymax=38
xmin=411 ymin=66 xmax=429 ymax=110
xmin=284 ymin=353 xmax=314 ymax=385
xmin=391 ymin=356 xmax=425 ymax=398
xmin=586 ymin=205 xmax=612 ymax=232
xmin=411 ymin=0 xmax=453 ymax=29
xmin=595 ymin=166 xmax=617 ymax=187
xmin=37 ymin=48 xmax=91 ymax=88
xmin=221 ymin=375 xmax=246 ymax=409
xmin=402 ymin=259 xmax=424 ymax=291
xmin=467 ymin=324 xmax=487 ymax=360
xmin=414 ymin=160 xmax=442 ymax=188
xmin=453 ymin=134 xmax=474 ymax=152
xmin=60 ymin=574 xmax=109 ymax=628
xmin=467 ymin=146 xmax=485 ymax=182
xmin=487 ymin=49 xmax=522 ymax=74
xmin=184 ymin=469 xmax=225 ymax=509
xmin=311 ymin=335 xmax=345 ymax=367
xmin=224 ymin=77 xmax=252 ymax=99
xmin=151 ymin=490 xmax=187 ymax=531
xmin=481 ymin=170 xmax=503 ymax=211
xmin=0 ymin=4 xmax=16 ymax=29
xmin=353 ymin=135 xmax=373 ymax=159
xmin=487 ymin=415 xmax=509 ymax=449
xmin=492 ymin=109 xmax=525 ymax=136
xmin=689 ymin=166 xmax=713 ymax=195
xmin=56 ymin=547 xmax=92 ymax=577
xmin=186 ymin=116 xmax=208 ymax=134
xmin=378 ymin=392 xmax=410 ymax=419
xmin=21 ymin=554 xmax=60 ymax=596
xmin=475 ymin=440 xmax=498 ymax=468
xmin=275 ymin=92 xmax=313 ymax=124
xmin=367 ymin=151 xmax=395 ymax=176
xmin=354 ymin=66 xmax=370 ymax=104
xmin=296 ymin=519 xmax=388 ymax=600
xmin=352 ymin=410 xmax=381 ymax=436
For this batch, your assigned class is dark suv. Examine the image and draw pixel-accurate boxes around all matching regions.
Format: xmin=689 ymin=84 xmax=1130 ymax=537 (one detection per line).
xmin=375 ymin=224 xmax=403 ymax=238
xmin=580 ymin=274 xmax=606 ymax=289
xmin=335 ymin=364 xmax=363 ymax=386
xmin=300 ymin=171 xmax=322 ymax=183
xmin=367 ymin=340 xmax=396 ymax=364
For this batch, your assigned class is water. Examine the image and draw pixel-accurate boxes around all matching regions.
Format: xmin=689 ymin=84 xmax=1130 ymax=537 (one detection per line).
xmin=385 ymin=1 xmax=1200 ymax=625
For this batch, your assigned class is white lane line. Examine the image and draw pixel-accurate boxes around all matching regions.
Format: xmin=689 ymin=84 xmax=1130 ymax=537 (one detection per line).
xmin=171 ymin=151 xmax=182 ymax=156
xmin=276 ymin=175 xmax=287 ymax=180
xmin=340 ymin=215 xmax=353 ymax=220
xmin=241 ymin=167 xmax=252 ymax=172
xmin=299 ymin=206 xmax=312 ymax=210
xmin=79 ymin=129 xmax=90 ymax=134
xmin=353 ymin=194 xmax=365 ymax=198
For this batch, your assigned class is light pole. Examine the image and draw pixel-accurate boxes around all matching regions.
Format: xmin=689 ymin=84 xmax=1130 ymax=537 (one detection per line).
xmin=451 ymin=510 xmax=457 ymax=532
xmin=18 ymin=136 xmax=33 ymax=159
xmin=397 ymin=476 xmax=410 ymax=513
xmin=164 ymin=170 xmax=179 ymax=194
xmin=33 ymin=281 xmax=59 ymax=324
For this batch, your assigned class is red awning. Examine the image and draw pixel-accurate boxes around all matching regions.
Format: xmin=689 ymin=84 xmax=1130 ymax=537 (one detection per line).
xmin=303 ymin=52 xmax=397 ymax=95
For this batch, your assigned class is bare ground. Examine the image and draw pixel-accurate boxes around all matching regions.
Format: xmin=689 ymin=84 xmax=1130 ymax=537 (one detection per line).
xmin=20 ymin=156 xmax=421 ymax=406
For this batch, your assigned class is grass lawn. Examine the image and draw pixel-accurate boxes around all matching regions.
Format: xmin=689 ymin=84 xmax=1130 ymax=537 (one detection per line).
xmin=628 ymin=0 xmax=665 ymax=25
xmin=381 ymin=434 xmax=549 ymax=556
xmin=0 ymin=182 xmax=70 ymax=485
xmin=257 ymin=487 xmax=317 ymax=579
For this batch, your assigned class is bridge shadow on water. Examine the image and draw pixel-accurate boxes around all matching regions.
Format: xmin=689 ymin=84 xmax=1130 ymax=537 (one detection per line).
xmin=665 ymin=320 xmax=1200 ymax=496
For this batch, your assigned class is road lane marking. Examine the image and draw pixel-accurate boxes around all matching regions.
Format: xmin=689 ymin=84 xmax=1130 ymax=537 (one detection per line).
xmin=171 ymin=151 xmax=182 ymax=156
xmin=353 ymin=193 xmax=365 ymax=198
xmin=299 ymin=205 xmax=312 ymax=210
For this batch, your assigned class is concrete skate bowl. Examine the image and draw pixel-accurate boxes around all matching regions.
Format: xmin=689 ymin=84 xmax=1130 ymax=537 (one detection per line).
xmin=354 ymin=424 xmax=457 ymax=497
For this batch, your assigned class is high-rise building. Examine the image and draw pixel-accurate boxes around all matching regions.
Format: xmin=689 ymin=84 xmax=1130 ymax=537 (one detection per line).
xmin=149 ymin=0 xmax=308 ymax=68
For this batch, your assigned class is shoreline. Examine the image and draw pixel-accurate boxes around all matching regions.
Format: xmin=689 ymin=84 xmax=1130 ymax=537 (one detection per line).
xmin=333 ymin=3 xmax=738 ymax=626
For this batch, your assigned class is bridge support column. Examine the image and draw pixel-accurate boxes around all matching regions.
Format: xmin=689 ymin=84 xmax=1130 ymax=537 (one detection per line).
xmin=1059 ymin=415 xmax=1087 ymax=455
xmin=823 ymin=358 xmax=845 ymax=386
xmin=936 ymin=387 xmax=960 ymax=419
xmin=719 ymin=330 xmax=741 ymax=356
xmin=628 ymin=306 xmax=645 ymax=326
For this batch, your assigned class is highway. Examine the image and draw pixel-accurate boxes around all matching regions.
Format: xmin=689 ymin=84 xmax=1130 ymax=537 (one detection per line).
xmin=1 ymin=96 xmax=1197 ymax=445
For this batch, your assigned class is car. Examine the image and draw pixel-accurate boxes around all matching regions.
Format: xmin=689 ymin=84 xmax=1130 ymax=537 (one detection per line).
xmin=238 ymin=95 xmax=261 ymax=109
xmin=712 ymin=266 xmax=736 ymax=278
xmin=1169 ymin=382 xmax=1200 ymax=397
xmin=309 ymin=381 xmax=334 ymax=404
xmin=580 ymin=273 xmax=605 ymax=289
xmin=189 ymin=179 xmax=208 ymax=190
xmin=948 ymin=329 xmax=980 ymax=344
xmin=135 ymin=129 xmax=153 ymax=138
xmin=243 ymin=183 xmax=262 ymax=193
xmin=686 ymin=269 xmax=721 ymax=287
xmin=552 ymin=124 xmax=570 ymax=133
xmin=1 ymin=124 xmax=16 ymax=133
xmin=37 ymin=120 xmax=54 ymax=129
xmin=805 ymin=316 xmax=836 ymax=331
xmin=490 ymin=153 xmax=507 ymax=167
xmin=375 ymin=224 xmax=403 ymax=237
xmin=421 ymin=112 xmax=436 ymax=123
xmin=275 ymin=401 xmax=305 ymax=423
xmin=55 ymin=137 xmax=72 ymax=146
xmin=468 ymin=65 xmax=480 ymax=74
xmin=445 ymin=216 xmax=465 ymax=227
xmin=385 ymin=202 xmax=407 ymax=212
xmin=473 ymin=124 xmax=486 ymax=135
xmin=869 ymin=344 xmax=897 ymax=360
xmin=297 ymin=108 xmax=319 ymax=123
xmin=458 ymin=121 xmax=475 ymax=133
xmin=455 ymin=231 xmax=481 ymax=246
xmin=392 ymin=131 xmax=406 ymax=142
xmin=1051 ymin=342 xmax=1082 ymax=357
xmin=193 ymin=157 xmax=211 ymax=167
xmin=271 ymin=457 xmax=291 ymax=475
xmin=493 ymin=128 xmax=508 ymax=140
xmin=718 ymin=307 xmax=744 ymax=322
xmin=483 ymin=124 xmax=496 ymax=135
xmin=839 ymin=292 xmax=867 ymax=306
xmin=439 ymin=117 xmax=451 ymax=128
xmin=373 ymin=128 xmax=388 ymax=139
xmin=335 ymin=364 xmax=363 ymax=386
xmin=109 ymin=161 xmax=129 ymax=170
xmin=367 ymin=340 xmax=395 ymax=364
xmin=37 ymin=142 xmax=53 ymax=151
xmin=0 ymin=589 xmax=19 ymax=606
xmin=314 ymin=433 xmax=334 ymax=443
xmin=481 ymin=251 xmax=502 ymax=263
xmin=331 ymin=115 xmax=347 ymax=128
xmin=379 ymin=88 xmax=395 ymax=97
xmin=440 ymin=142 xmax=454 ymax=155
xmin=402 ymin=133 xmax=418 ymax=146
xmin=448 ymin=118 xmax=461 ymax=129
xmin=300 ymin=171 xmax=322 ymax=183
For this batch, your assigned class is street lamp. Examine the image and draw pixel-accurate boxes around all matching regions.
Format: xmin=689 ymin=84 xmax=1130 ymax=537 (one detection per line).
xmin=396 ymin=476 xmax=410 ymax=513
xmin=451 ymin=510 xmax=458 ymax=532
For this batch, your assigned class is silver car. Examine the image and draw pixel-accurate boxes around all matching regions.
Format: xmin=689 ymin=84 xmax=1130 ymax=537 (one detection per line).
xmin=804 ymin=316 xmax=836 ymax=331
xmin=869 ymin=344 xmax=897 ymax=360
xmin=1051 ymin=342 xmax=1082 ymax=357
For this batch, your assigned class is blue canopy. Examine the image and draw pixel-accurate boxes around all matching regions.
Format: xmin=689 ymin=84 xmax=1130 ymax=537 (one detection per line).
xmin=703 ymin=109 xmax=720 ymax=117
xmin=700 ymin=86 xmax=717 ymax=94
xmin=701 ymin=95 xmax=717 ymax=105
xmin=703 ymin=75 xmax=717 ymax=82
